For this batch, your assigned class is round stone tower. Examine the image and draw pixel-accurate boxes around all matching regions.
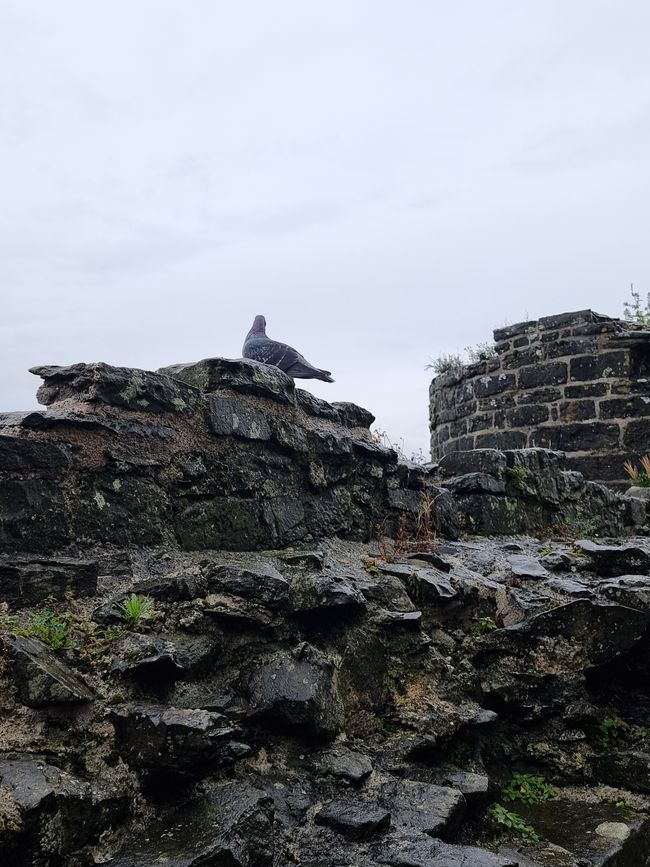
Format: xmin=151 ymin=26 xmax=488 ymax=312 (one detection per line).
xmin=429 ymin=310 xmax=650 ymax=487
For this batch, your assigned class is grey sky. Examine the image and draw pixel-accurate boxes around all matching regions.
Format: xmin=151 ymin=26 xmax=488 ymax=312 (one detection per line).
xmin=2 ymin=1 xmax=649 ymax=456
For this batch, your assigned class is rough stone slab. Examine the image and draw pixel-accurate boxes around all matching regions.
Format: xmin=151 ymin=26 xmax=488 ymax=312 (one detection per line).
xmin=442 ymin=472 xmax=506 ymax=495
xmin=315 ymin=800 xmax=390 ymax=840
xmin=576 ymin=539 xmax=650 ymax=576
xmin=378 ymin=780 xmax=465 ymax=838
xmin=207 ymin=394 xmax=272 ymax=440
xmin=105 ymin=785 xmax=274 ymax=867
xmin=160 ymin=357 xmax=296 ymax=405
xmin=315 ymin=747 xmax=373 ymax=785
xmin=0 ymin=556 xmax=97 ymax=606
xmin=31 ymin=362 xmax=200 ymax=413
xmin=438 ymin=449 xmax=507 ymax=478
xmin=10 ymin=636 xmax=95 ymax=706
xmin=592 ymin=750 xmax=650 ymax=793
xmin=331 ymin=401 xmax=375 ymax=429
xmin=0 ymin=480 xmax=70 ymax=552
xmin=0 ymin=434 xmax=70 ymax=470
xmin=507 ymin=554 xmax=549 ymax=579
xmin=0 ymin=410 xmax=176 ymax=439
xmin=109 ymin=703 xmax=247 ymax=775
xmin=246 ymin=650 xmax=344 ymax=740
xmin=597 ymin=575 xmax=650 ymax=610
xmin=374 ymin=831 xmax=517 ymax=867
xmin=0 ymin=758 xmax=128 ymax=863
xmin=206 ymin=562 xmax=291 ymax=610
xmin=289 ymin=571 xmax=366 ymax=615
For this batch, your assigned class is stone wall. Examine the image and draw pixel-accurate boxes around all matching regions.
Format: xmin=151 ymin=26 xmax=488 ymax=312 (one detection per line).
xmin=429 ymin=310 xmax=650 ymax=487
xmin=0 ymin=359 xmax=451 ymax=555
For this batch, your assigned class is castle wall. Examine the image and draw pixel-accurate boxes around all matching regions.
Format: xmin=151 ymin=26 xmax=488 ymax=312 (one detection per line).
xmin=429 ymin=310 xmax=650 ymax=487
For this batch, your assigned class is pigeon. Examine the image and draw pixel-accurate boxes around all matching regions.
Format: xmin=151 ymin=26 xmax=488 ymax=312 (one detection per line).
xmin=243 ymin=315 xmax=334 ymax=382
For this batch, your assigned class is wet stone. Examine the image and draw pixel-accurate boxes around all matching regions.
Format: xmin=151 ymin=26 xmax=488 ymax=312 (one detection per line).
xmin=315 ymin=747 xmax=373 ymax=785
xmin=246 ymin=650 xmax=344 ymax=740
xmin=315 ymin=800 xmax=391 ymax=840
xmin=106 ymin=784 xmax=274 ymax=867
xmin=109 ymin=703 xmax=248 ymax=777
xmin=378 ymin=780 xmax=466 ymax=838
xmin=9 ymin=636 xmax=95 ymax=707
xmin=507 ymin=554 xmax=549 ymax=579
xmin=374 ymin=831 xmax=517 ymax=867
xmin=576 ymin=539 xmax=650 ymax=576
xmin=0 ymin=556 xmax=97 ymax=606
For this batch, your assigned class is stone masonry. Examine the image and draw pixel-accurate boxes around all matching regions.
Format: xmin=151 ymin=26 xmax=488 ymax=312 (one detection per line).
xmin=429 ymin=310 xmax=650 ymax=487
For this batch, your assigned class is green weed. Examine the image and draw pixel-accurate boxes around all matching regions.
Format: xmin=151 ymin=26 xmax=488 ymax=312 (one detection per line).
xmin=487 ymin=804 xmax=540 ymax=844
xmin=502 ymin=773 xmax=555 ymax=805
xmin=118 ymin=594 xmax=154 ymax=628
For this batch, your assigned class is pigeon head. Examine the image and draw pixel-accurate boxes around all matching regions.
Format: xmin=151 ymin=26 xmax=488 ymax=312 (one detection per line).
xmin=248 ymin=315 xmax=267 ymax=337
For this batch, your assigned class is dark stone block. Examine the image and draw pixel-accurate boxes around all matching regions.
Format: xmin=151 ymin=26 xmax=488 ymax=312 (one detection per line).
xmin=0 ymin=479 xmax=69 ymax=552
xmin=161 ymin=357 xmax=296 ymax=405
xmin=438 ymin=449 xmax=507 ymax=478
xmin=473 ymin=373 xmax=516 ymax=398
xmin=331 ymin=401 xmax=375 ymax=428
xmin=505 ymin=404 xmax=549 ymax=427
xmin=449 ymin=419 xmax=467 ymax=438
xmin=175 ymin=498 xmax=273 ymax=550
xmin=378 ymin=780 xmax=466 ymax=838
xmin=295 ymin=389 xmax=340 ymax=420
xmin=542 ymin=337 xmax=598 ymax=360
xmin=468 ymin=413 xmax=494 ymax=432
xmin=623 ymin=419 xmax=650 ymax=452
xmin=538 ymin=309 xmax=606 ymax=330
xmin=501 ymin=348 xmax=541 ymax=369
xmin=493 ymin=320 xmax=538 ymax=342
xmin=474 ymin=431 xmax=527 ymax=450
xmin=71 ymin=478 xmax=169 ymax=545
xmin=519 ymin=362 xmax=567 ymax=388
xmin=245 ymin=650 xmax=344 ymax=739
xmin=208 ymin=395 xmax=271 ymax=440
xmin=478 ymin=395 xmax=515 ymax=411
xmin=106 ymin=786 xmax=273 ymax=867
xmin=517 ymin=387 xmax=562 ymax=404
xmin=10 ymin=636 xmax=96 ymax=706
xmin=442 ymin=473 xmax=506 ymax=495
xmin=513 ymin=336 xmax=530 ymax=348
xmin=109 ymin=704 xmax=245 ymax=778
xmin=565 ymin=453 xmax=632 ymax=482
xmin=0 ymin=556 xmax=97 ymax=606
xmin=569 ymin=351 xmax=630 ymax=381
xmin=529 ymin=422 xmax=620 ymax=452
xmin=600 ymin=397 xmax=650 ymax=419
xmin=32 ymin=362 xmax=200 ymax=413
xmin=560 ymin=400 xmax=596 ymax=422
xmin=0 ymin=435 xmax=70 ymax=471
xmin=315 ymin=801 xmax=390 ymax=840
xmin=565 ymin=382 xmax=609 ymax=398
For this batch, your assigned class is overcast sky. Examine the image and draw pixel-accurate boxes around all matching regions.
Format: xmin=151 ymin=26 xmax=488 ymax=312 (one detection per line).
xmin=2 ymin=1 xmax=649 ymax=456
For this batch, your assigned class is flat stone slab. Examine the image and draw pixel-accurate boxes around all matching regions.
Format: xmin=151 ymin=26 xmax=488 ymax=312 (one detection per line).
xmin=106 ymin=785 xmax=274 ymax=866
xmin=31 ymin=362 xmax=200 ymax=414
xmin=160 ymin=357 xmax=296 ymax=405
xmin=0 ymin=556 xmax=97 ymax=606
xmin=378 ymin=780 xmax=465 ymax=838
xmin=315 ymin=800 xmax=391 ymax=840
xmin=10 ymin=636 xmax=95 ymax=707
xmin=374 ymin=830 xmax=517 ymax=866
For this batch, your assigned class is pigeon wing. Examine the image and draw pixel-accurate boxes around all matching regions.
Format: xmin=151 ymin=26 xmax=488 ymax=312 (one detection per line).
xmin=244 ymin=338 xmax=301 ymax=370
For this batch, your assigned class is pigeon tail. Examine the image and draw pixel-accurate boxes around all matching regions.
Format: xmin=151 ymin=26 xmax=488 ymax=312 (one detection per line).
xmin=285 ymin=360 xmax=334 ymax=382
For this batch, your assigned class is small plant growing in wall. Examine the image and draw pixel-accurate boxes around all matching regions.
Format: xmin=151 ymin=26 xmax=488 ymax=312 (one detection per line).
xmin=502 ymin=773 xmax=555 ymax=805
xmin=624 ymin=456 xmax=650 ymax=488
xmin=118 ymin=594 xmax=154 ymax=629
xmin=28 ymin=610 xmax=75 ymax=652
xmin=487 ymin=804 xmax=540 ymax=844
xmin=426 ymin=353 xmax=464 ymax=375
xmin=623 ymin=283 xmax=650 ymax=327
